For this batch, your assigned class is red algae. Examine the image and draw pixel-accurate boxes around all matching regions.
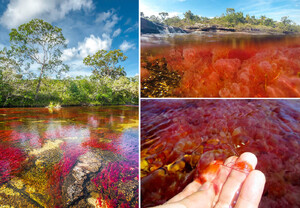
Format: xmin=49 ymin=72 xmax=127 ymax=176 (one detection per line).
xmin=92 ymin=160 xmax=138 ymax=208
xmin=0 ymin=144 xmax=27 ymax=183
xmin=0 ymin=106 xmax=138 ymax=207
xmin=141 ymin=34 xmax=300 ymax=97
xmin=195 ymin=159 xmax=253 ymax=199
xmin=141 ymin=100 xmax=300 ymax=207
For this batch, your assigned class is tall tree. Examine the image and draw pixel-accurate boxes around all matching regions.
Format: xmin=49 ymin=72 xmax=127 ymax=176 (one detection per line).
xmin=83 ymin=49 xmax=127 ymax=79
xmin=281 ymin=16 xmax=292 ymax=25
xmin=226 ymin=8 xmax=235 ymax=15
xmin=184 ymin=10 xmax=195 ymax=23
xmin=0 ymin=48 xmax=23 ymax=105
xmin=159 ymin=12 xmax=169 ymax=23
xmin=9 ymin=19 xmax=69 ymax=100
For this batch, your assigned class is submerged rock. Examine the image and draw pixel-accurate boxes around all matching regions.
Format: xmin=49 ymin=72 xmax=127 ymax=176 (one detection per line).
xmin=62 ymin=151 xmax=102 ymax=206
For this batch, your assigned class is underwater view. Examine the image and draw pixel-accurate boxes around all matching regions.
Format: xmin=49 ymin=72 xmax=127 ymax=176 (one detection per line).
xmin=141 ymin=99 xmax=300 ymax=207
xmin=0 ymin=106 xmax=138 ymax=208
xmin=141 ymin=34 xmax=300 ymax=97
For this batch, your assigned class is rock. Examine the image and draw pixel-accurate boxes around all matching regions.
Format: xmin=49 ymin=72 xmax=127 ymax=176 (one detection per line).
xmin=117 ymin=180 xmax=138 ymax=204
xmin=141 ymin=18 xmax=186 ymax=34
xmin=70 ymin=198 xmax=94 ymax=208
xmin=62 ymin=151 xmax=102 ymax=206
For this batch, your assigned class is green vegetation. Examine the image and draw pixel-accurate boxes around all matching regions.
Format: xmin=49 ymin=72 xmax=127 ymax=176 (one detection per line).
xmin=0 ymin=19 xmax=138 ymax=107
xmin=83 ymin=49 xmax=127 ymax=79
xmin=143 ymin=8 xmax=300 ymax=33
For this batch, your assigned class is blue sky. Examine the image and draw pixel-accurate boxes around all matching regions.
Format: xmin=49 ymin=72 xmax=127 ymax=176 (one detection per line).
xmin=141 ymin=0 xmax=300 ymax=25
xmin=0 ymin=0 xmax=138 ymax=77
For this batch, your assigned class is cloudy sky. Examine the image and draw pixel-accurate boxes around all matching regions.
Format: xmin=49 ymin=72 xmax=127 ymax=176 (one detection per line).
xmin=141 ymin=0 xmax=300 ymax=25
xmin=0 ymin=0 xmax=138 ymax=77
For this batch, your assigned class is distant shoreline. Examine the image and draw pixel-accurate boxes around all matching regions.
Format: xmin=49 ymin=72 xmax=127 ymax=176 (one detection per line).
xmin=141 ymin=16 xmax=300 ymax=36
xmin=183 ymin=25 xmax=300 ymax=35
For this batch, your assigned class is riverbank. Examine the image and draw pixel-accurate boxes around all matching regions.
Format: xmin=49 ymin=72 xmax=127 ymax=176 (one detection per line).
xmin=141 ymin=15 xmax=300 ymax=35
xmin=0 ymin=76 xmax=139 ymax=107
xmin=183 ymin=23 xmax=300 ymax=35
xmin=1 ymin=103 xmax=139 ymax=108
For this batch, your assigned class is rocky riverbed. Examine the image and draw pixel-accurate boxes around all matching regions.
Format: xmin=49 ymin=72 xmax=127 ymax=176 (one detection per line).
xmin=0 ymin=106 xmax=139 ymax=208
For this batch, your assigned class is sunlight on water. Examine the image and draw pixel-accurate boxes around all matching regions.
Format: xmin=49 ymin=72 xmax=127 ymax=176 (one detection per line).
xmin=0 ymin=106 xmax=138 ymax=208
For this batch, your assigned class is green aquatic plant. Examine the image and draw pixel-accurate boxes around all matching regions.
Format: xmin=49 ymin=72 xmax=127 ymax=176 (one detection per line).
xmin=46 ymin=102 xmax=61 ymax=109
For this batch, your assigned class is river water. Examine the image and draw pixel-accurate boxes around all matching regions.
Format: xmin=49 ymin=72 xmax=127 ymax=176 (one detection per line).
xmin=141 ymin=99 xmax=300 ymax=207
xmin=141 ymin=33 xmax=300 ymax=97
xmin=0 ymin=106 xmax=138 ymax=208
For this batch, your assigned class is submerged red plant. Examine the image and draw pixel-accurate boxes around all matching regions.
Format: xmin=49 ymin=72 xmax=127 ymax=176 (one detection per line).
xmin=141 ymin=100 xmax=300 ymax=207
xmin=142 ymin=35 xmax=300 ymax=97
xmin=0 ymin=144 xmax=27 ymax=183
xmin=48 ymin=141 xmax=87 ymax=206
xmin=92 ymin=160 xmax=138 ymax=208
xmin=0 ymin=106 xmax=138 ymax=207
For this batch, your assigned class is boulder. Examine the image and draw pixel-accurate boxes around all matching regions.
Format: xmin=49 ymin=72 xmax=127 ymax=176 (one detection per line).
xmin=141 ymin=18 xmax=186 ymax=34
xmin=62 ymin=151 xmax=102 ymax=206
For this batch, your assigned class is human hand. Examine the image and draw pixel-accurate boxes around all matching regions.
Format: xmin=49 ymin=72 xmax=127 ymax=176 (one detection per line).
xmin=154 ymin=152 xmax=266 ymax=208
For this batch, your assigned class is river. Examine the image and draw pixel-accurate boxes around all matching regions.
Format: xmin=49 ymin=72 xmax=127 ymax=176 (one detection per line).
xmin=0 ymin=106 xmax=138 ymax=208
xmin=141 ymin=99 xmax=300 ymax=207
xmin=141 ymin=33 xmax=300 ymax=97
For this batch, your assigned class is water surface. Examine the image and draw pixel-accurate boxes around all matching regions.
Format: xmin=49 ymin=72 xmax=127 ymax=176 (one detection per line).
xmin=141 ymin=33 xmax=300 ymax=97
xmin=141 ymin=100 xmax=300 ymax=207
xmin=0 ymin=106 xmax=138 ymax=208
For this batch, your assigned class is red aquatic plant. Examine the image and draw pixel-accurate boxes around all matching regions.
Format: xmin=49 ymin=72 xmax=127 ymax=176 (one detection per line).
xmin=141 ymin=100 xmax=300 ymax=207
xmin=0 ymin=130 xmax=14 ymax=141
xmin=142 ymin=36 xmax=300 ymax=97
xmin=47 ymin=141 xmax=87 ymax=206
xmin=0 ymin=144 xmax=27 ymax=184
xmin=92 ymin=160 xmax=138 ymax=208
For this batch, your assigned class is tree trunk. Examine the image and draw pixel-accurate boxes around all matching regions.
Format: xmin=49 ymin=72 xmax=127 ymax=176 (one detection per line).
xmin=35 ymin=67 xmax=44 ymax=100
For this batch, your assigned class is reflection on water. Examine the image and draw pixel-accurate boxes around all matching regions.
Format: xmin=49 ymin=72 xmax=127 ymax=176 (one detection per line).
xmin=0 ymin=106 xmax=138 ymax=208
xmin=141 ymin=34 xmax=300 ymax=97
xmin=141 ymin=100 xmax=300 ymax=207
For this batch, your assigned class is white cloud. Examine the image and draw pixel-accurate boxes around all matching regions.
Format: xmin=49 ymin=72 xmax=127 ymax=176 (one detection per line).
xmin=0 ymin=0 xmax=93 ymax=29
xmin=95 ymin=9 xmax=120 ymax=33
xmin=124 ymin=22 xmax=138 ymax=33
xmin=61 ymin=47 xmax=77 ymax=61
xmin=119 ymin=40 xmax=135 ymax=52
xmin=237 ymin=0 xmax=300 ymax=24
xmin=125 ymin=18 xmax=131 ymax=25
xmin=113 ymin=28 xmax=121 ymax=37
xmin=95 ymin=11 xmax=111 ymax=22
xmin=78 ymin=34 xmax=112 ymax=58
xmin=62 ymin=34 xmax=112 ymax=61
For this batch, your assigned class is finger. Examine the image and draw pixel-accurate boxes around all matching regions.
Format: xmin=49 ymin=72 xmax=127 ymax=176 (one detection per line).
xmin=214 ymin=152 xmax=257 ymax=208
xmin=166 ymin=181 xmax=202 ymax=204
xmin=167 ymin=156 xmax=238 ymax=204
xmin=212 ymin=155 xmax=238 ymax=206
xmin=178 ymin=181 xmax=216 ymax=208
xmin=235 ymin=170 xmax=266 ymax=208
xmin=158 ymin=182 xmax=215 ymax=208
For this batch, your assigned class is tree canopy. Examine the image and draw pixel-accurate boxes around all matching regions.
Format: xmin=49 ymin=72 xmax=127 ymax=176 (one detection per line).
xmin=0 ymin=18 xmax=138 ymax=107
xmin=9 ymin=19 xmax=69 ymax=99
xmin=83 ymin=49 xmax=127 ymax=79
